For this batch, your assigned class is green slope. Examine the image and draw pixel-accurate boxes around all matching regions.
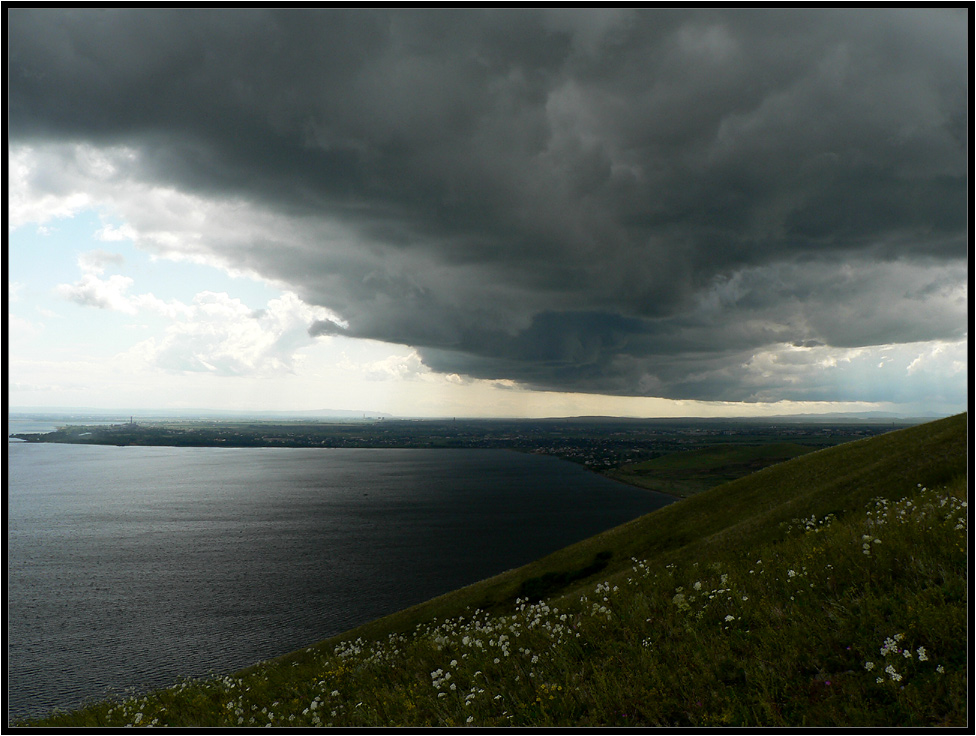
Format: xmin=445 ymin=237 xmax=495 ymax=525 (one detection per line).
xmin=607 ymin=441 xmax=818 ymax=496
xmin=22 ymin=413 xmax=969 ymax=727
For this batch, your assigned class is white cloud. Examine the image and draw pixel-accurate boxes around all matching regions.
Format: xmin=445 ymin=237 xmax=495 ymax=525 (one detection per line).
xmin=56 ymin=271 xmax=138 ymax=313
xmin=364 ymin=350 xmax=429 ymax=382
xmin=8 ymin=144 xmax=138 ymax=229
xmin=52 ymin=245 xmax=344 ymax=378
xmin=94 ymin=222 xmax=138 ymax=242
xmin=905 ymin=342 xmax=965 ymax=377
xmin=55 ymin=250 xmax=139 ymax=312
xmin=128 ymin=290 xmax=339 ymax=376
xmin=740 ymin=339 xmax=967 ymax=407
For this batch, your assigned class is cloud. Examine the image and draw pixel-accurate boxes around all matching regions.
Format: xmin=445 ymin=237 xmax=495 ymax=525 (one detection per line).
xmin=357 ymin=350 xmax=430 ymax=383
xmin=9 ymin=9 xmax=968 ymax=403
xmin=57 ymin=252 xmax=138 ymax=313
xmin=54 ymin=251 xmax=344 ymax=376
xmin=129 ymin=291 xmax=341 ymax=376
xmin=308 ymin=319 xmax=347 ymax=338
xmin=78 ymin=249 xmax=126 ymax=272
xmin=94 ymin=222 xmax=138 ymax=242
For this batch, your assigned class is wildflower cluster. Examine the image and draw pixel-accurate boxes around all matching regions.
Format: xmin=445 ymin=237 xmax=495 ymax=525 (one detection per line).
xmin=861 ymin=534 xmax=882 ymax=556
xmin=785 ymin=512 xmax=837 ymax=535
xmin=671 ymin=570 xmax=749 ymax=627
xmin=865 ymin=486 xmax=968 ymax=532
xmin=863 ymin=633 xmax=944 ymax=686
xmin=588 ymin=583 xmax=614 ymax=620
xmin=861 ymin=485 xmax=968 ymax=556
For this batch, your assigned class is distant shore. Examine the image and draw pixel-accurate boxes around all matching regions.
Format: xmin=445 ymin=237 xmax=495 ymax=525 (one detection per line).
xmin=10 ymin=417 xmax=901 ymax=498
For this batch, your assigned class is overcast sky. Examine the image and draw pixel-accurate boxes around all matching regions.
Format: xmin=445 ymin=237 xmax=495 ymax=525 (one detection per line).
xmin=8 ymin=8 xmax=969 ymax=417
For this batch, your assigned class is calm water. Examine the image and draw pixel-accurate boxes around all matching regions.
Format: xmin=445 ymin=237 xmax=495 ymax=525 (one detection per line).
xmin=6 ymin=442 xmax=674 ymax=723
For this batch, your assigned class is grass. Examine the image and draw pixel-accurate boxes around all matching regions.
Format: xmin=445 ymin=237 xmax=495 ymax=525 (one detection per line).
xmin=607 ymin=442 xmax=819 ymax=496
xmin=18 ymin=413 xmax=969 ymax=727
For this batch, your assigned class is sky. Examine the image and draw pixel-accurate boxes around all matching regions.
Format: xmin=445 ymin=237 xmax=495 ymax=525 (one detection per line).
xmin=7 ymin=8 xmax=970 ymax=418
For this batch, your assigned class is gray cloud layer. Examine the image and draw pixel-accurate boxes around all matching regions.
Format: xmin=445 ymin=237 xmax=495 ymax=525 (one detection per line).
xmin=9 ymin=9 xmax=969 ymax=401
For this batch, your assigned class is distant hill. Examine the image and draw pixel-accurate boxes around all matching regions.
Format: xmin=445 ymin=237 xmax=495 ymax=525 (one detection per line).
xmin=559 ymin=412 xmax=941 ymax=424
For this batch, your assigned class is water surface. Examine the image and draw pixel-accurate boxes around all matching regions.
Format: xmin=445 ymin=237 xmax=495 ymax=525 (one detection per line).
xmin=7 ymin=442 xmax=674 ymax=723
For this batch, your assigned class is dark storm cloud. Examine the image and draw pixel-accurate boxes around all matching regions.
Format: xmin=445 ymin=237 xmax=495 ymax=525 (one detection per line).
xmin=9 ymin=8 xmax=969 ymax=400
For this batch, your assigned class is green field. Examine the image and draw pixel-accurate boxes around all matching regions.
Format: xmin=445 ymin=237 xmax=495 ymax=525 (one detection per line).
xmin=19 ymin=413 xmax=968 ymax=727
xmin=607 ymin=442 xmax=819 ymax=496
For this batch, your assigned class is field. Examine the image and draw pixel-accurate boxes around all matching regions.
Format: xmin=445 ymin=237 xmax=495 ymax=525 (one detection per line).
xmin=18 ymin=413 xmax=968 ymax=727
xmin=607 ymin=442 xmax=818 ymax=496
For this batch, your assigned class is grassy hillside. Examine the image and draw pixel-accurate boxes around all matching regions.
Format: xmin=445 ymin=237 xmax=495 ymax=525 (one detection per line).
xmin=21 ymin=413 xmax=968 ymax=727
xmin=606 ymin=441 xmax=819 ymax=496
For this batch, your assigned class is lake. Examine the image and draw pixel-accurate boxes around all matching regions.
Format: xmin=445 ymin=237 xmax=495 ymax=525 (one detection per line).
xmin=6 ymin=441 xmax=675 ymax=723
